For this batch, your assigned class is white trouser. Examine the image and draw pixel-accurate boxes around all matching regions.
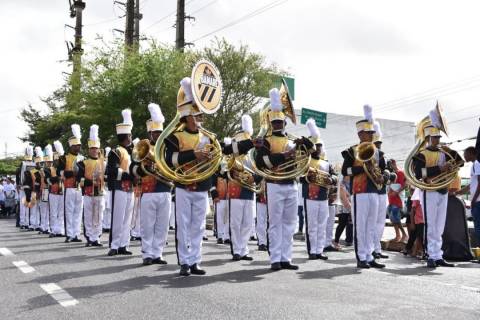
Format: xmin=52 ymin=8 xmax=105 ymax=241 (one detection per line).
xmin=49 ymin=194 xmax=64 ymax=235
xmin=267 ymin=183 xmax=298 ymax=263
xmin=175 ymin=188 xmax=208 ymax=266
xmin=420 ymin=190 xmax=448 ymax=260
xmin=374 ymin=193 xmax=388 ymax=253
xmin=169 ymin=201 xmax=175 ymax=228
xmin=352 ymin=193 xmax=379 ymax=262
xmin=230 ymin=199 xmax=254 ymax=256
xmin=305 ymin=199 xmax=329 ymax=255
xmin=64 ymin=188 xmax=83 ymax=238
xmin=215 ymin=199 xmax=229 ymax=240
xmin=256 ymin=202 xmax=268 ymax=246
xmin=84 ymin=196 xmax=105 ymax=242
xmin=251 ymin=202 xmax=257 ymax=238
xmin=102 ymin=190 xmax=111 ymax=229
xmin=325 ymin=205 xmax=336 ymax=246
xmin=39 ymin=201 xmax=49 ymax=232
xmin=19 ymin=190 xmax=27 ymax=226
xmin=110 ymin=190 xmax=134 ymax=250
xmin=29 ymin=204 xmax=40 ymax=229
xmin=130 ymin=196 xmax=141 ymax=237
xmin=141 ymin=192 xmax=171 ymax=259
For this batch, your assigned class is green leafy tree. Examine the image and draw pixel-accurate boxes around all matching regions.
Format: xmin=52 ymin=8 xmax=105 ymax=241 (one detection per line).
xmin=20 ymin=38 xmax=285 ymax=147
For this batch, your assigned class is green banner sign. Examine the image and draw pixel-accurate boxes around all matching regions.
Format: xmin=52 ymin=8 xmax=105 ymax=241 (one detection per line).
xmin=300 ymin=108 xmax=327 ymax=128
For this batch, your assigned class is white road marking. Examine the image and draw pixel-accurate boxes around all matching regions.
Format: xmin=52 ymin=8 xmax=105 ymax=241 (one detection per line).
xmin=40 ymin=283 xmax=79 ymax=307
xmin=12 ymin=260 xmax=35 ymax=274
xmin=0 ymin=247 xmax=14 ymax=256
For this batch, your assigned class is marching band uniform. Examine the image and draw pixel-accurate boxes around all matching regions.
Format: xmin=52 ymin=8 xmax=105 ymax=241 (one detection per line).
xmin=38 ymin=145 xmax=53 ymax=234
xmin=324 ymin=151 xmax=339 ymax=252
xmin=372 ymin=122 xmax=389 ymax=259
xmin=102 ymin=147 xmax=112 ymax=232
xmin=256 ymin=181 xmax=268 ymax=251
xmin=254 ymin=88 xmax=313 ymax=271
xmin=24 ymin=147 xmax=44 ymax=231
xmin=129 ymin=138 xmax=142 ymax=241
xmin=107 ymin=109 xmax=135 ymax=256
xmin=17 ymin=146 xmax=34 ymax=229
xmin=58 ymin=124 xmax=84 ymax=242
xmin=77 ymin=125 xmax=105 ymax=247
xmin=165 ymin=78 xmax=253 ymax=276
xmin=341 ymin=105 xmax=386 ymax=269
xmin=211 ymin=139 xmax=231 ymax=245
xmin=301 ymin=119 xmax=337 ymax=260
xmin=131 ymin=103 xmax=172 ymax=265
xmin=413 ymin=110 xmax=463 ymax=268
xmin=44 ymin=141 xmax=65 ymax=237
xmin=227 ymin=115 xmax=259 ymax=261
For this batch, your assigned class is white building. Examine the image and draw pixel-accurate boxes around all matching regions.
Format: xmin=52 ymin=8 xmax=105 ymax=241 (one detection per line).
xmin=285 ymin=110 xmax=416 ymax=169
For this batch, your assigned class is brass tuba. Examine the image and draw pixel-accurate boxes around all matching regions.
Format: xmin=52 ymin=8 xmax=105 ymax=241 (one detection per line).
xmin=154 ymin=60 xmax=223 ymax=184
xmin=226 ymin=154 xmax=263 ymax=193
xmin=355 ymin=141 xmax=383 ymax=190
xmin=133 ymin=139 xmax=173 ymax=187
xmin=248 ymin=79 xmax=311 ymax=181
xmin=404 ymin=102 xmax=461 ymax=190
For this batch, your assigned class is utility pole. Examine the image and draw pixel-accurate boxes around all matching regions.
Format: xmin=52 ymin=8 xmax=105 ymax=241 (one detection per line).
xmin=175 ymin=0 xmax=195 ymax=51
xmin=67 ymin=0 xmax=86 ymax=107
xmin=175 ymin=0 xmax=185 ymax=51
xmin=133 ymin=0 xmax=142 ymax=50
xmin=125 ymin=0 xmax=135 ymax=47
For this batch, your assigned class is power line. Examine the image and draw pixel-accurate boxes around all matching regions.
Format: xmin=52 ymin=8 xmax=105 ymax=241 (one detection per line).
xmin=191 ymin=0 xmax=218 ymax=15
xmin=192 ymin=0 xmax=289 ymax=43
xmin=144 ymin=0 xmax=195 ymax=31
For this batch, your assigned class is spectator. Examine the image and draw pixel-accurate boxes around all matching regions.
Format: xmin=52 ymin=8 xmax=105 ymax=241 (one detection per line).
xmin=0 ymin=179 xmax=5 ymax=214
xmin=403 ymin=188 xmax=424 ymax=258
xmin=334 ymin=176 xmax=353 ymax=247
xmin=4 ymin=178 xmax=16 ymax=216
xmin=387 ymin=159 xmax=408 ymax=243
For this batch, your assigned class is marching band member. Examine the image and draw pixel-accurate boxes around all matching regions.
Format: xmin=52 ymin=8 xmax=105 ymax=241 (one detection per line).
xmin=341 ymin=105 xmax=386 ymax=269
xmin=164 ymin=77 xmax=253 ymax=276
xmin=324 ymin=152 xmax=339 ymax=252
xmin=164 ymin=78 xmax=213 ymax=276
xmin=413 ymin=109 xmax=463 ymax=268
xmin=106 ymin=109 xmax=135 ymax=256
xmin=211 ymin=138 xmax=231 ymax=245
xmin=254 ymin=88 xmax=314 ymax=271
xmin=131 ymin=103 xmax=172 ymax=266
xmin=24 ymin=147 xmax=44 ymax=231
xmin=17 ymin=145 xmax=34 ymax=229
xmin=130 ymin=138 xmax=142 ymax=242
xmin=58 ymin=124 xmax=84 ymax=243
xmin=227 ymin=115 xmax=259 ymax=261
xmin=301 ymin=119 xmax=337 ymax=260
xmin=102 ymin=146 xmax=112 ymax=233
xmin=301 ymin=119 xmax=336 ymax=260
xmin=372 ymin=121 xmax=389 ymax=259
xmin=77 ymin=125 xmax=105 ymax=247
xmin=38 ymin=144 xmax=53 ymax=234
xmin=45 ymin=141 xmax=65 ymax=237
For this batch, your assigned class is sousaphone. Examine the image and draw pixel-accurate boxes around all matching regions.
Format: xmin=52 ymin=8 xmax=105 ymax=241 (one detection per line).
xmin=154 ymin=59 xmax=224 ymax=184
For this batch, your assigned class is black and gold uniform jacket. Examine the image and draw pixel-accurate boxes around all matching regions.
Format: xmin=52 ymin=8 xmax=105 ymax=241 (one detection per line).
xmin=413 ymin=146 xmax=463 ymax=195
xmin=341 ymin=145 xmax=386 ymax=195
xmin=77 ymin=157 xmax=104 ymax=196
xmin=301 ymin=155 xmax=337 ymax=201
xmin=58 ymin=153 xmax=83 ymax=189
xmin=130 ymin=141 xmax=172 ymax=194
xmin=106 ymin=145 xmax=134 ymax=192
xmin=165 ymin=128 xmax=253 ymax=192
xmin=43 ymin=166 xmax=62 ymax=195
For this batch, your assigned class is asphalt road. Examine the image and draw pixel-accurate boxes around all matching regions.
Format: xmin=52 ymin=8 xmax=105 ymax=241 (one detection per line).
xmin=1 ymin=218 xmax=479 ymax=320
